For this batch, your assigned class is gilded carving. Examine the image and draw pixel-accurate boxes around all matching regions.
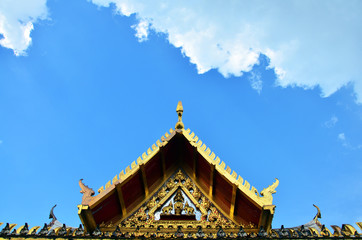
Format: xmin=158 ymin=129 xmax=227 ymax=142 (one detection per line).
xmin=166 ymin=180 xmax=175 ymax=189
xmin=192 ymin=187 xmax=201 ymax=201
xmin=157 ymin=187 xmax=167 ymax=199
xmin=162 ymin=202 xmax=173 ymax=215
xmin=122 ymin=170 xmax=236 ymax=229
xmin=200 ymin=196 xmax=211 ymax=210
xmin=260 ymin=178 xmax=279 ymax=205
xmin=174 ymin=170 xmax=185 ymax=182
xmin=79 ymin=179 xmax=95 ymax=205
xmin=173 ymin=189 xmax=184 ymax=215
xmin=184 ymin=178 xmax=193 ymax=190
xmin=147 ymin=197 xmax=157 ymax=209
xmin=184 ymin=202 xmax=194 ymax=215
xmin=91 ymin=103 xmax=279 ymax=211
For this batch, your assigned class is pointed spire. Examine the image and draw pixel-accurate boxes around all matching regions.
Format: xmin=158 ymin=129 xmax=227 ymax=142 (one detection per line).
xmin=175 ymin=101 xmax=184 ymax=130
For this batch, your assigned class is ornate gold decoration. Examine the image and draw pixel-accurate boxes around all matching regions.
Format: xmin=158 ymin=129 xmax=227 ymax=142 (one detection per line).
xmin=260 ymin=178 xmax=279 ymax=204
xmin=184 ymin=202 xmax=194 ymax=215
xmin=182 ymin=128 xmax=279 ymax=206
xmin=92 ymin=102 xmax=278 ymax=209
xmin=175 ymin=101 xmax=184 ymax=130
xmin=157 ymin=187 xmax=167 ymax=199
xmin=2 ymin=221 xmax=362 ymax=237
xmin=175 ymin=170 xmax=185 ymax=182
xmin=320 ymin=224 xmax=332 ymax=237
xmin=79 ymin=179 xmax=95 ymax=205
xmin=173 ymin=189 xmax=184 ymax=215
xmin=146 ymin=196 xmax=157 ymax=209
xmin=122 ymin=170 xmax=237 ymax=229
xmin=162 ymin=202 xmax=173 ymax=215
xmin=192 ymin=187 xmax=201 ymax=201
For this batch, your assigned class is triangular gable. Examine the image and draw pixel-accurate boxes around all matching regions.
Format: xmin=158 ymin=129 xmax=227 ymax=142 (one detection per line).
xmin=119 ymin=170 xmax=239 ymax=229
xmin=78 ymin=102 xmax=278 ymax=233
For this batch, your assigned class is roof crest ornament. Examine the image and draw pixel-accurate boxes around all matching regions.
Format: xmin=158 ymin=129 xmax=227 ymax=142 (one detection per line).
xmin=182 ymin=128 xmax=279 ymax=206
xmin=79 ymin=179 xmax=95 ymax=205
xmin=92 ymin=103 xmax=278 ymax=206
xmin=175 ymin=101 xmax=184 ymax=130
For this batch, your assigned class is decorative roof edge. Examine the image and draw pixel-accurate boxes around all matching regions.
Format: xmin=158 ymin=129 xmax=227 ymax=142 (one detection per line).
xmin=1 ymin=221 xmax=362 ymax=238
xmin=96 ymin=128 xmax=172 ymax=196
xmin=94 ymin=126 xmax=278 ymax=207
xmin=182 ymin=128 xmax=278 ymax=207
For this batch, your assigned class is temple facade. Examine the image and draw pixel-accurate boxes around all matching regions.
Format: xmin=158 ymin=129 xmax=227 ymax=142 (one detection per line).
xmin=1 ymin=102 xmax=362 ymax=239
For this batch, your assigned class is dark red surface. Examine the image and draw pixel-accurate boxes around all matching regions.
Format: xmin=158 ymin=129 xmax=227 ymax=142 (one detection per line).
xmin=90 ymin=133 xmax=263 ymax=226
xmin=163 ymin=138 xmax=176 ymax=171
xmin=182 ymin=136 xmax=194 ymax=170
xmin=196 ymin=154 xmax=211 ymax=192
xmin=145 ymin=153 xmax=162 ymax=192
xmin=92 ymin=192 xmax=121 ymax=224
xmin=159 ymin=214 xmax=196 ymax=220
xmin=121 ymin=171 xmax=144 ymax=209
xmin=213 ymin=171 xmax=232 ymax=213
xmin=234 ymin=190 xmax=261 ymax=225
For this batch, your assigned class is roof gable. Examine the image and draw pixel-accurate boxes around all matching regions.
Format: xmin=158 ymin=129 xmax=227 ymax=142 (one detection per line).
xmin=78 ymin=102 xmax=278 ymax=232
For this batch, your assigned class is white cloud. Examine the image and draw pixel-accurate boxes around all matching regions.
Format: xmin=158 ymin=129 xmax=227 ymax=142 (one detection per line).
xmin=338 ymin=133 xmax=362 ymax=149
xmin=249 ymin=71 xmax=262 ymax=94
xmin=338 ymin=133 xmax=349 ymax=148
xmin=89 ymin=0 xmax=362 ymax=103
xmin=132 ymin=20 xmax=149 ymax=42
xmin=0 ymin=0 xmax=48 ymax=56
xmin=324 ymin=116 xmax=338 ymax=128
xmin=338 ymin=133 xmax=345 ymax=141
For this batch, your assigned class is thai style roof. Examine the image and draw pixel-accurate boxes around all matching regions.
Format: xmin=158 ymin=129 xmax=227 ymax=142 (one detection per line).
xmin=1 ymin=203 xmax=362 ymax=238
xmin=1 ymin=102 xmax=362 ymax=239
xmin=77 ymin=102 xmax=278 ymax=233
xmin=1 ymin=221 xmax=362 ymax=239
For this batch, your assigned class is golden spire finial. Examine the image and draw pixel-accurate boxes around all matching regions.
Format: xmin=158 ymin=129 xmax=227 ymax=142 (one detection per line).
xmin=175 ymin=101 xmax=184 ymax=130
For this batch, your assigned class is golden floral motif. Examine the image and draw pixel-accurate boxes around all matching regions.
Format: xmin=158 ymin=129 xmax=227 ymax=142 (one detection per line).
xmin=192 ymin=188 xmax=201 ymax=201
xmin=184 ymin=178 xmax=193 ymax=190
xmin=122 ymin=170 xmax=236 ymax=228
xmin=174 ymin=170 xmax=185 ymax=182
xmin=157 ymin=187 xmax=167 ymax=199
xmin=146 ymin=197 xmax=157 ymax=209
xmin=166 ymin=180 xmax=175 ymax=189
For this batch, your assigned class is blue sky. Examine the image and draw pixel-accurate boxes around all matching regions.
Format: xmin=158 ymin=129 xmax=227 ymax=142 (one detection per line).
xmin=0 ymin=0 xmax=362 ymax=231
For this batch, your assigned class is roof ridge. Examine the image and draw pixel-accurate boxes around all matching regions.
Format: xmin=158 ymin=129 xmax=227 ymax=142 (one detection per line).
xmin=96 ymin=127 xmax=278 ymax=207
xmin=97 ymin=128 xmax=175 ymax=194
xmin=182 ymin=128 xmax=278 ymax=207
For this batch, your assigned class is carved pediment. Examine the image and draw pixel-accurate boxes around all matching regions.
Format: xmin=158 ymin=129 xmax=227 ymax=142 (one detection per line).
xmin=120 ymin=170 xmax=254 ymax=230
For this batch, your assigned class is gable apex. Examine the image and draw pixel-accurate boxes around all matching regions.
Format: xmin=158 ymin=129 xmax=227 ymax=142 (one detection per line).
xmin=78 ymin=102 xmax=278 ymax=232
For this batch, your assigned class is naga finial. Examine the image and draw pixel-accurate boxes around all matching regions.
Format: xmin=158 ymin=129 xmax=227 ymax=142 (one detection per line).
xmin=49 ymin=204 xmax=57 ymax=221
xmin=48 ymin=204 xmax=57 ymax=227
xmin=260 ymin=178 xmax=279 ymax=204
xmin=312 ymin=204 xmax=323 ymax=228
xmin=79 ymin=179 xmax=95 ymax=205
xmin=175 ymin=101 xmax=184 ymax=130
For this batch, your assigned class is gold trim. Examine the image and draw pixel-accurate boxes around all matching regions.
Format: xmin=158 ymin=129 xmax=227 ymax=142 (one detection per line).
xmin=229 ymin=184 xmax=237 ymax=218
xmin=84 ymin=104 xmax=278 ymax=218
xmin=182 ymin=128 xmax=279 ymax=207
xmin=121 ymin=170 xmax=238 ymax=229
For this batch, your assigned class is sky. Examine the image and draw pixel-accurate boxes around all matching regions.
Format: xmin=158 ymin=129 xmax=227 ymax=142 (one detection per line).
xmin=0 ymin=0 xmax=362 ymax=232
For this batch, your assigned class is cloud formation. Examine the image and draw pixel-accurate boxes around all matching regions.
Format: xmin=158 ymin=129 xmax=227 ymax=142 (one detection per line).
xmin=89 ymin=0 xmax=362 ymax=102
xmin=324 ymin=116 xmax=338 ymax=128
xmin=0 ymin=0 xmax=48 ymax=56
xmin=248 ymin=71 xmax=262 ymax=94
xmin=338 ymin=133 xmax=362 ymax=149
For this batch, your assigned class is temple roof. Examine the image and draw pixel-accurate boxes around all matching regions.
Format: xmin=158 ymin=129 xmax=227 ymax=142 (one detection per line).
xmin=78 ymin=102 xmax=279 ymax=232
xmin=1 ymin=221 xmax=362 ymax=238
